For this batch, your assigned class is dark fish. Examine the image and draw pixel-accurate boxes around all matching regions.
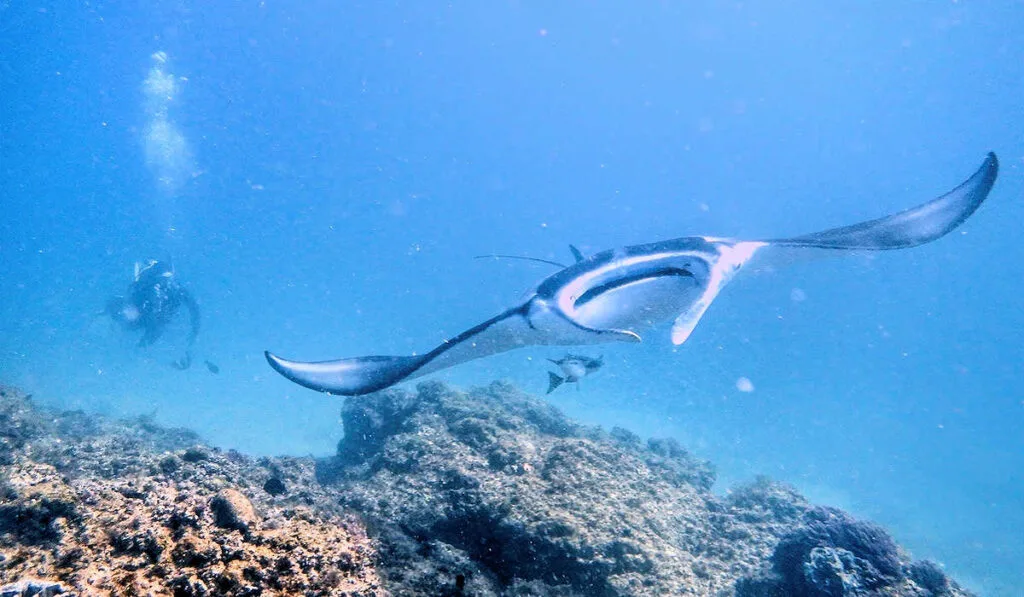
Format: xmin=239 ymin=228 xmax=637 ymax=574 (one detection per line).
xmin=204 ymin=360 xmax=220 ymax=374
xmin=547 ymin=354 xmax=603 ymax=394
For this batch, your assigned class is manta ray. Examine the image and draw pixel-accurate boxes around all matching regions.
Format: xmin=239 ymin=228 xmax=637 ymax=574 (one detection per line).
xmin=266 ymin=153 xmax=999 ymax=396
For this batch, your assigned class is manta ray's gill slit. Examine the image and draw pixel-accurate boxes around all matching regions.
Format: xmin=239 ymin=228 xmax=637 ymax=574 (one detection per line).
xmin=574 ymin=268 xmax=697 ymax=308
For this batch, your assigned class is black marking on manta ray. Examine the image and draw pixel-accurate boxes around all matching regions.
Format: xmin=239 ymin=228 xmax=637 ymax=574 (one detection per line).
xmin=534 ymin=238 xmax=718 ymax=299
xmin=549 ymin=306 xmax=639 ymax=341
xmin=574 ymin=267 xmax=697 ymax=308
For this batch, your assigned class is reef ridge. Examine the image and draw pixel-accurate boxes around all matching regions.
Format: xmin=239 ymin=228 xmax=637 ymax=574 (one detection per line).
xmin=0 ymin=381 xmax=972 ymax=596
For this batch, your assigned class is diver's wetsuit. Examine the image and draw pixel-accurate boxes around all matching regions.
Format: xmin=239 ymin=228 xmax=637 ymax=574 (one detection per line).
xmin=107 ymin=261 xmax=201 ymax=354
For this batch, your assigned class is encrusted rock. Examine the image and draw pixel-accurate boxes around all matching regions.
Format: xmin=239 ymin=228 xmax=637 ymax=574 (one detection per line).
xmin=210 ymin=489 xmax=258 ymax=533
xmin=0 ymin=384 xmax=382 ymax=595
xmin=0 ymin=579 xmax=66 ymax=597
xmin=316 ymin=381 xmax=975 ymax=596
xmin=262 ymin=476 xmax=286 ymax=496
xmin=0 ymin=379 xmax=974 ymax=597
xmin=0 ymin=462 xmax=80 ymax=546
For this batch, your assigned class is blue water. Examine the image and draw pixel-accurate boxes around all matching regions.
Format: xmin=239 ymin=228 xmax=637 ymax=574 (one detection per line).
xmin=2 ymin=2 xmax=1022 ymax=593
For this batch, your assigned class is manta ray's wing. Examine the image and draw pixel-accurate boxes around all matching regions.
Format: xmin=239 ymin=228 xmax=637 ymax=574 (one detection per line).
xmin=768 ymin=152 xmax=998 ymax=250
xmin=265 ymin=352 xmax=429 ymax=396
xmin=672 ymin=153 xmax=998 ymax=345
xmin=266 ymin=296 xmax=641 ymax=395
xmin=266 ymin=303 xmax=543 ymax=396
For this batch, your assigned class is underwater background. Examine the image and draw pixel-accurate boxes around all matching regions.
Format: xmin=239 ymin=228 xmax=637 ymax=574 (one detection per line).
xmin=1 ymin=1 xmax=1022 ymax=594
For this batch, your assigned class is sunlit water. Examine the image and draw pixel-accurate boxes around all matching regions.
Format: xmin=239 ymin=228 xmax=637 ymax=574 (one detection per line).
xmin=2 ymin=2 xmax=1022 ymax=594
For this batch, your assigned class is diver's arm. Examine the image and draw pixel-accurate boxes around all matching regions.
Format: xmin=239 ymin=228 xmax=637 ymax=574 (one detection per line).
xmin=181 ymin=289 xmax=201 ymax=346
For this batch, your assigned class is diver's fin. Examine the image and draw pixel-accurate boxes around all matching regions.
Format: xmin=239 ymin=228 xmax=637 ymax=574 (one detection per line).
xmin=769 ymin=152 xmax=998 ymax=250
xmin=547 ymin=372 xmax=565 ymax=394
xmin=569 ymin=245 xmax=585 ymax=263
xmin=265 ymin=351 xmax=430 ymax=396
xmin=474 ymin=254 xmax=567 ymax=268
xmin=170 ymin=352 xmax=192 ymax=371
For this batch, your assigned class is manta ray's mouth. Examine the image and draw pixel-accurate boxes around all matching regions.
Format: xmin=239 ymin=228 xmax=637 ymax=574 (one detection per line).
xmin=574 ymin=267 xmax=696 ymax=308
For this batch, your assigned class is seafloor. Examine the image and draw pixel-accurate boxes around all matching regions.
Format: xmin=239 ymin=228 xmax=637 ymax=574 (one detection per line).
xmin=0 ymin=380 xmax=971 ymax=596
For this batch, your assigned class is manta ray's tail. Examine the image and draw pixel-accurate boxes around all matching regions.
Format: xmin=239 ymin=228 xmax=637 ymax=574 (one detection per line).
xmin=769 ymin=152 xmax=998 ymax=250
xmin=265 ymin=351 xmax=429 ymax=396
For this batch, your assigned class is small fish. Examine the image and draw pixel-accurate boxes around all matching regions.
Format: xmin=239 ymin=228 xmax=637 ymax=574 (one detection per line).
xmin=204 ymin=360 xmax=220 ymax=374
xmin=547 ymin=354 xmax=603 ymax=394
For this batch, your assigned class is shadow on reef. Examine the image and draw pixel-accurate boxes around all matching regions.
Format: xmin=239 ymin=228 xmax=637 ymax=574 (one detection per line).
xmin=313 ymin=380 xmax=972 ymax=597
xmin=0 ymin=381 xmax=971 ymax=596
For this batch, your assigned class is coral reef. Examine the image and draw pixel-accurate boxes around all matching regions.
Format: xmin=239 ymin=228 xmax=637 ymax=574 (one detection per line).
xmin=0 ymin=381 xmax=973 ymax=596
xmin=0 ymin=386 xmax=381 ymax=596
xmin=318 ymin=380 xmax=973 ymax=596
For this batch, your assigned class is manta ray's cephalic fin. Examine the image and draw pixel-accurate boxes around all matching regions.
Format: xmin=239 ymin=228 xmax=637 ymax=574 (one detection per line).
xmin=769 ymin=152 xmax=998 ymax=250
xmin=474 ymin=254 xmax=567 ymax=268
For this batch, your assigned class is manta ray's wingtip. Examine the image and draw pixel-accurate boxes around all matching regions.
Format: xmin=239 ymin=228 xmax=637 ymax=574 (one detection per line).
xmin=979 ymin=151 xmax=998 ymax=177
xmin=768 ymin=151 xmax=1000 ymax=251
xmin=265 ymin=349 xmax=433 ymax=396
xmin=970 ymin=150 xmax=995 ymax=188
xmin=264 ymin=351 xmax=316 ymax=390
xmin=264 ymin=350 xmax=287 ymax=371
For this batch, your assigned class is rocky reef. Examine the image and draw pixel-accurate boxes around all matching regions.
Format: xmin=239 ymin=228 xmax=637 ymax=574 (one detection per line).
xmin=0 ymin=385 xmax=381 ymax=596
xmin=0 ymin=381 xmax=972 ymax=596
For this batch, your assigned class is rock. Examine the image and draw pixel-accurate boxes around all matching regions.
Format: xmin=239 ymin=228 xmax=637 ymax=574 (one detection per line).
xmin=802 ymin=546 xmax=877 ymax=596
xmin=210 ymin=489 xmax=258 ymax=533
xmin=262 ymin=476 xmax=287 ymax=496
xmin=181 ymin=446 xmax=208 ymax=462
xmin=0 ymin=462 xmax=80 ymax=546
xmin=0 ymin=380 xmax=976 ymax=597
xmin=0 ymin=580 xmax=66 ymax=597
xmin=736 ymin=504 xmax=974 ymax=596
xmin=316 ymin=381 xmax=978 ymax=596
xmin=0 ymin=385 xmax=383 ymax=595
xmin=908 ymin=559 xmax=953 ymax=595
xmin=772 ymin=507 xmax=903 ymax=592
xmin=321 ymin=383 xmax=784 ymax=594
xmin=0 ymin=387 xmax=49 ymax=466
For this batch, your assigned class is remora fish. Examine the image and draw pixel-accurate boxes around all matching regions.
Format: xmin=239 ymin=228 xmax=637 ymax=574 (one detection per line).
xmin=547 ymin=354 xmax=603 ymax=394
xmin=266 ymin=153 xmax=999 ymax=396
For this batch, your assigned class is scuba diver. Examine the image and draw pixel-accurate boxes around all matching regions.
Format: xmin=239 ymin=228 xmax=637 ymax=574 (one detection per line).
xmin=104 ymin=260 xmax=214 ymax=371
